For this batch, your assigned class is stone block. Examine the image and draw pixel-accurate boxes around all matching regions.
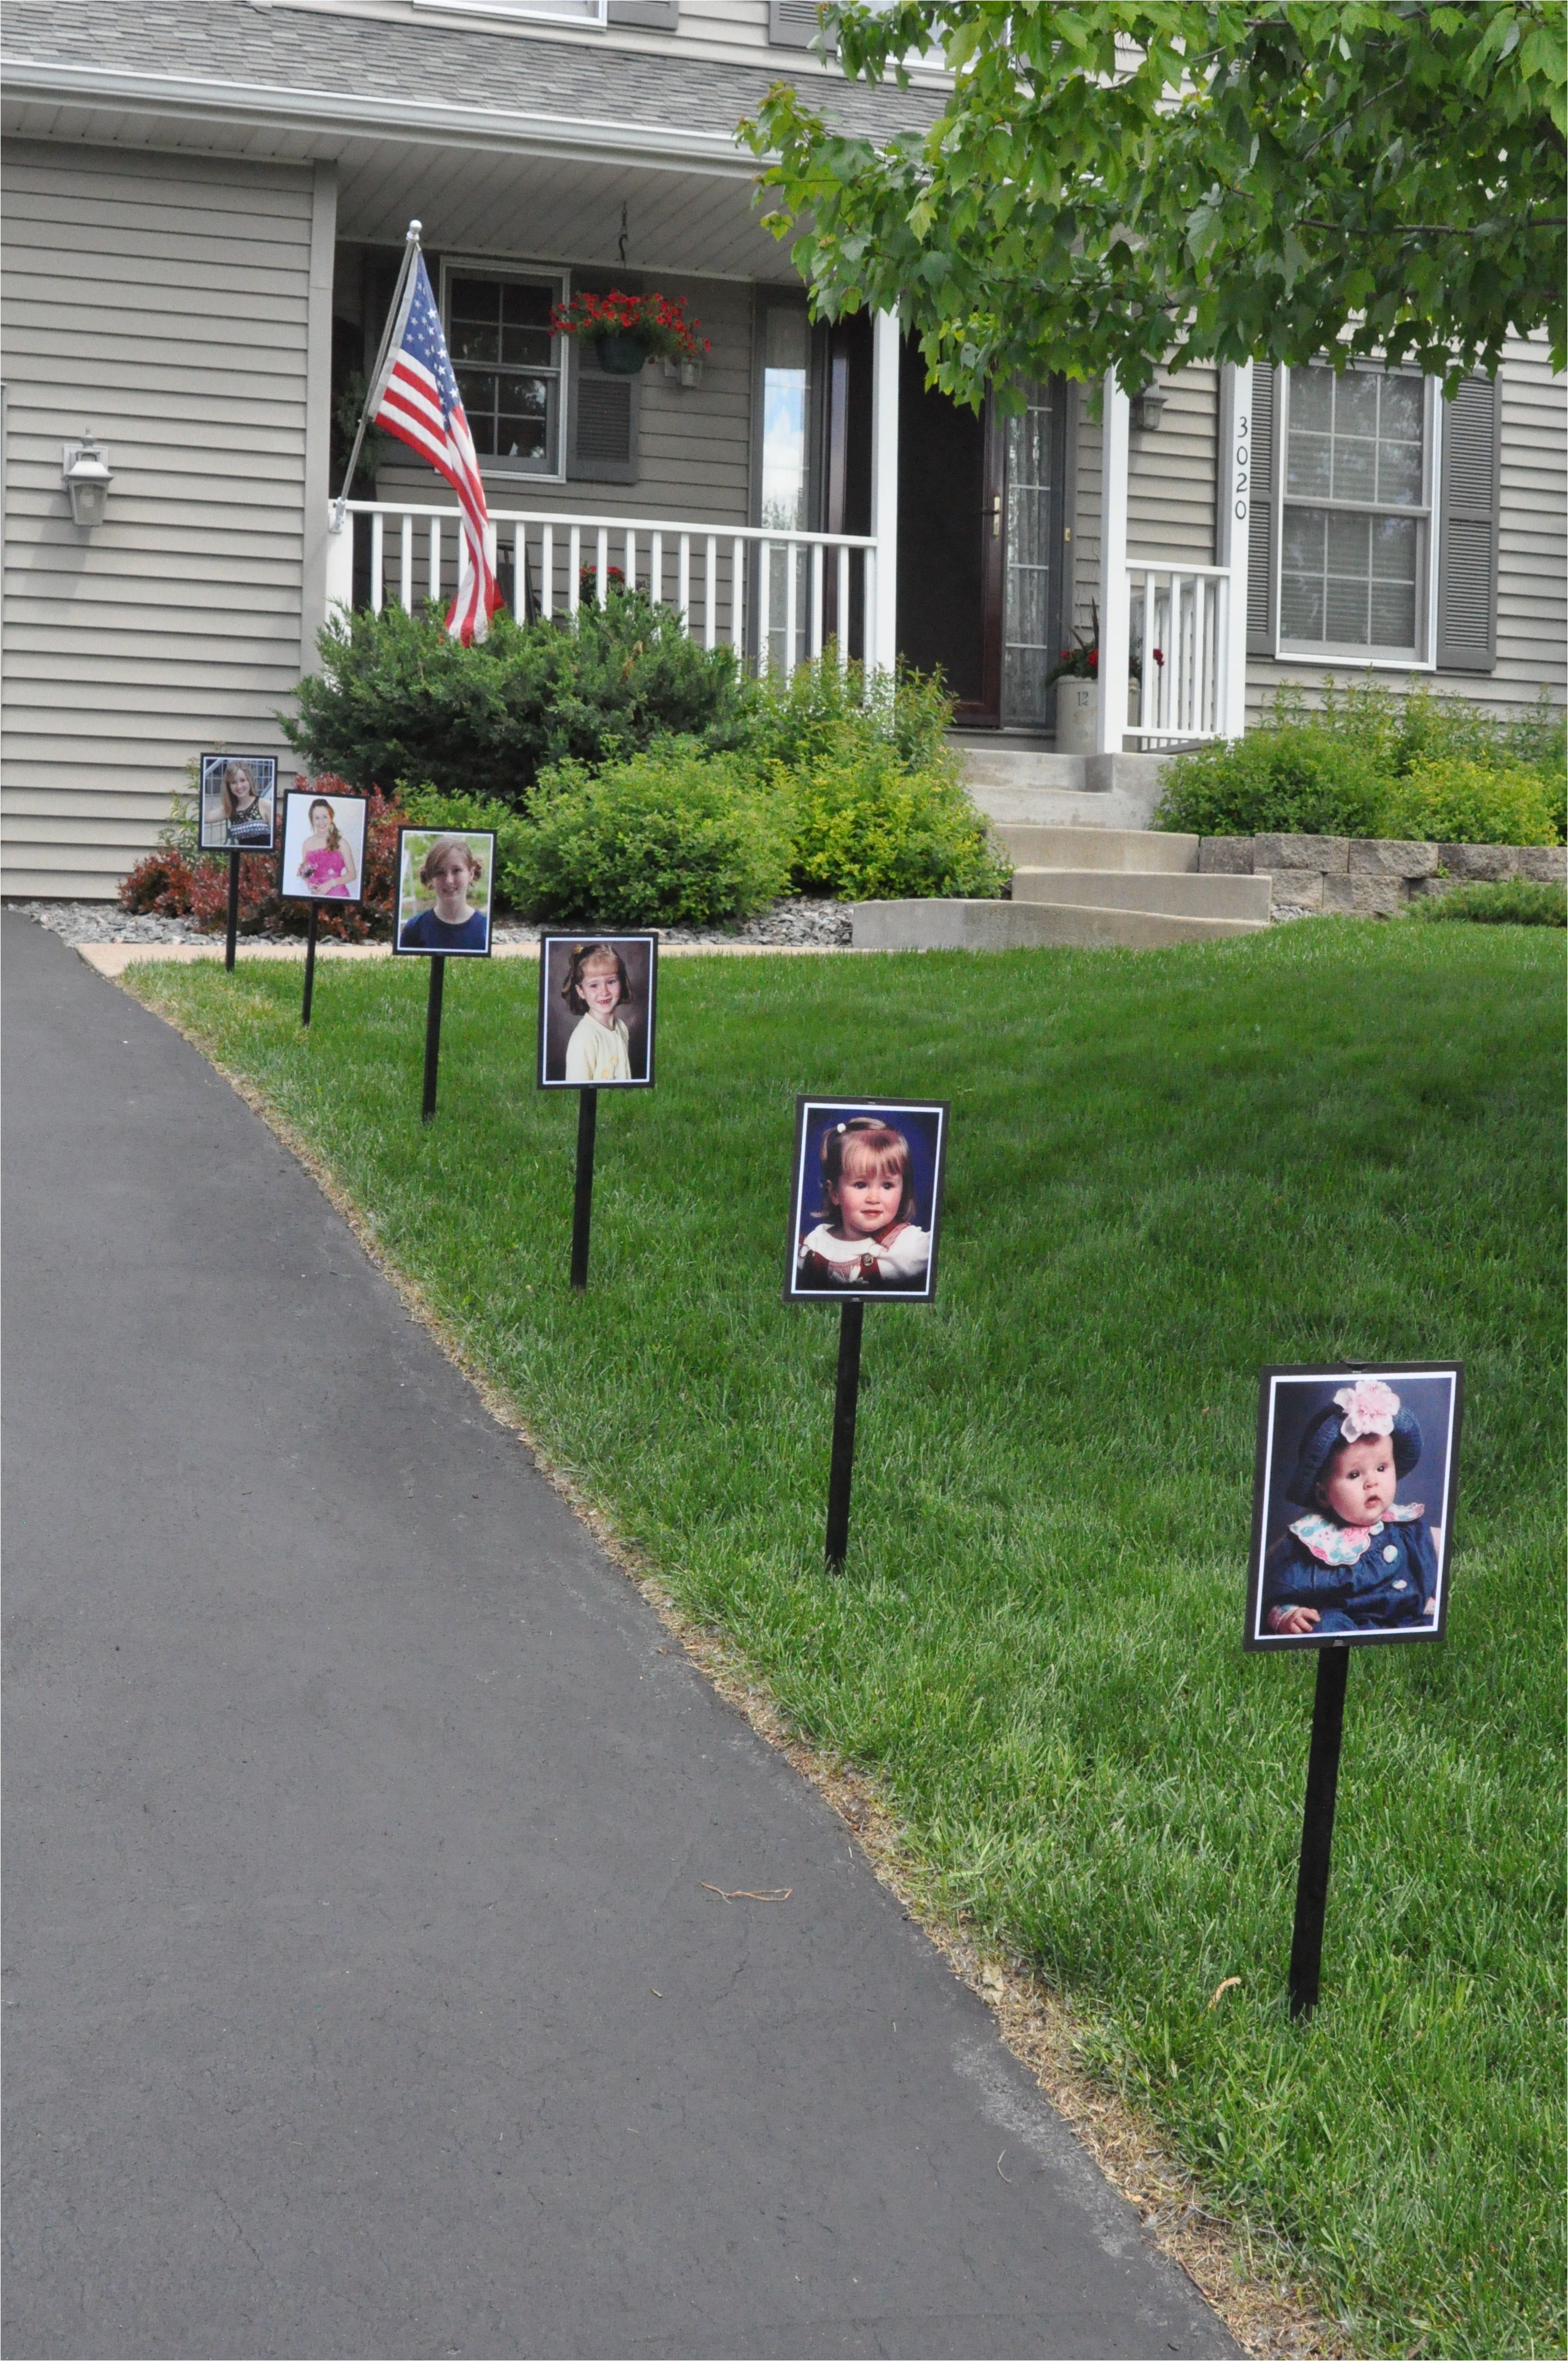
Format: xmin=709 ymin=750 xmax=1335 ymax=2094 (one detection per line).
xmin=1262 ymin=869 xmax=1324 ymax=913
xmin=1348 ymin=837 xmax=1439 ymax=879
xmin=1518 ymin=845 xmax=1567 ymax=883
xmin=1411 ymin=876 xmax=1458 ymax=900
xmin=1254 ymin=834 xmax=1349 ymax=872
xmin=1199 ymin=837 xmax=1255 ymax=873
xmin=1321 ymin=873 xmax=1405 ymax=917
xmin=1438 ymin=842 xmax=1521 ymax=882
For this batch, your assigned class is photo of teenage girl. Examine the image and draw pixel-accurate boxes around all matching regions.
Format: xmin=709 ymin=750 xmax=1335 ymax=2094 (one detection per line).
xmin=199 ymin=752 xmax=277 ymax=851
xmin=280 ymin=791 xmax=367 ymax=904
xmin=393 ymin=831 xmax=495 ymax=956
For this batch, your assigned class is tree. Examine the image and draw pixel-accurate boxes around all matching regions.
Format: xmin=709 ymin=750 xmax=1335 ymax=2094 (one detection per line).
xmin=740 ymin=3 xmax=1566 ymax=405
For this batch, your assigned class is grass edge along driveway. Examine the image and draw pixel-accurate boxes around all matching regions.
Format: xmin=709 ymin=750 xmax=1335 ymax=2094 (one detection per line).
xmin=128 ymin=920 xmax=1565 ymax=2361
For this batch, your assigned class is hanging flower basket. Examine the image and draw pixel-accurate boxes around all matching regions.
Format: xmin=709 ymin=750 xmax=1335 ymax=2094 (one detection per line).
xmin=551 ymin=289 xmax=710 ymax=376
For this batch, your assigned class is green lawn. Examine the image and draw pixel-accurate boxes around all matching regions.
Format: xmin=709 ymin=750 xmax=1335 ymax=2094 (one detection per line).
xmin=129 ymin=921 xmax=1565 ymax=2358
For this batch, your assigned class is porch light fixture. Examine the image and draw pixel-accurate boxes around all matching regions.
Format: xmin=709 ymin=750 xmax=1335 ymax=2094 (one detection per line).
xmin=62 ymin=432 xmax=113 ymax=527
xmin=1129 ymin=385 xmax=1168 ymax=433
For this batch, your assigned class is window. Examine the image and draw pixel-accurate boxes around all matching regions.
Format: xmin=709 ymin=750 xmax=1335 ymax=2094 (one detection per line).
xmin=1278 ymin=363 xmax=1433 ymax=660
xmin=444 ymin=270 xmax=564 ymax=477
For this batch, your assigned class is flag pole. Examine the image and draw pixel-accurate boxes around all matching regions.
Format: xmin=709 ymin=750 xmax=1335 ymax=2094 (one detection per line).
xmin=331 ymin=220 xmax=423 ymax=527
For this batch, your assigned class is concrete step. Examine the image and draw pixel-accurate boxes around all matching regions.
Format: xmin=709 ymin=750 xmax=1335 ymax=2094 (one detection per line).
xmin=853 ymin=899 xmax=1270 ymax=951
xmin=1010 ymin=868 xmax=1274 ymax=921
xmin=993 ymin=825 xmax=1199 ymax=873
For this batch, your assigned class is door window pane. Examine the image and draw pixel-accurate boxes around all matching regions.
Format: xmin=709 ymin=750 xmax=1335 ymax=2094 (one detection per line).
xmin=1003 ymin=380 xmax=1061 ymax=726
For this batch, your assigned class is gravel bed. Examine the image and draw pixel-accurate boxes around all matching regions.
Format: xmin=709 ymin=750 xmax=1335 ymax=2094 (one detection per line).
xmin=9 ymin=896 xmax=855 ymax=952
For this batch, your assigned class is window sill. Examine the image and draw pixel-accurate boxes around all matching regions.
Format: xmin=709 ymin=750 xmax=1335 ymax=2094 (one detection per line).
xmin=1274 ymin=647 xmax=1433 ymax=672
xmin=412 ymin=0 xmax=607 ymax=27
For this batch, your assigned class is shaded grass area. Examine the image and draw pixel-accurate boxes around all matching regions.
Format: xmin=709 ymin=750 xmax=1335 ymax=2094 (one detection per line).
xmin=129 ymin=923 xmax=1565 ymax=2358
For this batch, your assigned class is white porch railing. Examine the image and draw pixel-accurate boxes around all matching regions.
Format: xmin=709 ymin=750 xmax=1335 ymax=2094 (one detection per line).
xmin=1123 ymin=563 xmax=1233 ymax=748
xmin=323 ymin=501 xmax=878 ymax=677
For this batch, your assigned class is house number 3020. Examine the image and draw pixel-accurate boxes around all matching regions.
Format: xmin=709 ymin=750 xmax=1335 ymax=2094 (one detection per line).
xmin=1233 ymin=413 xmax=1251 ymax=523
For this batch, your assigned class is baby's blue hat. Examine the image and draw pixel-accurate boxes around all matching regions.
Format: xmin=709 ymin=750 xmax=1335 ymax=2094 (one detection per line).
xmin=1286 ymin=1395 xmax=1422 ymax=1508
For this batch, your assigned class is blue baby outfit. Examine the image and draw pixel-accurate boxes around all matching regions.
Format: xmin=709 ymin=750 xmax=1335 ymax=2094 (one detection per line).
xmin=1264 ymin=1504 xmax=1437 ymax=1633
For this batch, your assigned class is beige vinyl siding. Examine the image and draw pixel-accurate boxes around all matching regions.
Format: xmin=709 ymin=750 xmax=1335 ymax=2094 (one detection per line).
xmin=1126 ymin=367 xmax=1217 ymax=564
xmin=1 ymin=141 xmax=319 ymax=899
xmin=374 ymin=270 xmax=753 ymax=526
xmin=1244 ymin=332 xmax=1566 ymax=722
xmin=1067 ymin=386 xmax=1101 ymax=639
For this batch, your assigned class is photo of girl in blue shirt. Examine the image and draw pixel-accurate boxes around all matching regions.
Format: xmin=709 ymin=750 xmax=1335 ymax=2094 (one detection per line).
xmin=1260 ymin=1378 xmax=1442 ymax=1640
xmin=395 ymin=832 xmax=493 ymax=955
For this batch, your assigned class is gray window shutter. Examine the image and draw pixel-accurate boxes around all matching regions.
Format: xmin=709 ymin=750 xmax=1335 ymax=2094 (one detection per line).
xmin=1437 ymin=372 xmax=1500 ymax=673
xmin=607 ymin=0 xmax=678 ymax=24
xmin=769 ymin=0 xmax=829 ymax=47
xmin=1247 ymin=363 xmax=1277 ymax=656
xmin=567 ymin=338 xmax=640 ymax=485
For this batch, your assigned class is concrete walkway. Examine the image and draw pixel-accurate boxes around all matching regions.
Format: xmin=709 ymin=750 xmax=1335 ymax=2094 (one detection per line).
xmin=2 ymin=913 xmax=1236 ymax=2361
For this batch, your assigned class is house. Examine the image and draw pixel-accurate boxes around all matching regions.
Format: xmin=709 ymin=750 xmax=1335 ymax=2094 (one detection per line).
xmin=3 ymin=0 xmax=1564 ymax=901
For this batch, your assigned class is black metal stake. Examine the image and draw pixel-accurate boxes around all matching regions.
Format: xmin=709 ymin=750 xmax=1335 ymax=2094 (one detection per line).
xmin=224 ymin=848 xmax=241 ymax=972
xmin=1288 ymin=1644 xmax=1351 ymax=2021
xmin=570 ymin=1087 xmax=598 ymax=1292
xmin=301 ymin=902 xmax=320 ymax=1026
xmin=421 ymin=954 xmax=446 ymax=1123
xmin=824 ymin=1297 xmax=864 ymax=1569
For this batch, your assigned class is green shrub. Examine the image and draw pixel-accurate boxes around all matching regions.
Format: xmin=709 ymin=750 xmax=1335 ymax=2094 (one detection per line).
xmin=1379 ymin=759 xmax=1563 ymax=846
xmin=1153 ymin=726 xmax=1387 ymax=839
xmin=779 ymin=744 xmax=1008 ymax=901
xmin=744 ymin=650 xmax=955 ymax=776
xmin=1407 ymin=879 xmax=1567 ymax=925
xmin=504 ymin=741 xmax=791 ymax=928
xmin=398 ymin=783 xmax=533 ymax=912
xmin=284 ymin=594 xmax=747 ymax=808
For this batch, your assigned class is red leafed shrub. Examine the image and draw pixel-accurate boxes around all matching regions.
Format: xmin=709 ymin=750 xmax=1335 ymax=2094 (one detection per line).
xmin=120 ymin=781 xmax=404 ymax=941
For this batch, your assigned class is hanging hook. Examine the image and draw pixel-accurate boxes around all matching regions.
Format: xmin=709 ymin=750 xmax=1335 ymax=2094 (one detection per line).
xmin=618 ymin=200 xmax=629 ymax=266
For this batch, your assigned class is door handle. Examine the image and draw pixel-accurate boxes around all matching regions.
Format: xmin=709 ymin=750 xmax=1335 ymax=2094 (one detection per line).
xmin=991 ymin=493 xmax=1001 ymax=538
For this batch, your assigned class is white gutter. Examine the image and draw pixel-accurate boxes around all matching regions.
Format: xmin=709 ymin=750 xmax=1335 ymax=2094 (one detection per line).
xmin=0 ymin=56 xmax=767 ymax=176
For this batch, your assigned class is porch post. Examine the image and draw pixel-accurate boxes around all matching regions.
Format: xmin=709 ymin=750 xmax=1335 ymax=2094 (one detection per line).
xmin=324 ymin=509 xmax=355 ymax=616
xmin=1217 ymin=361 xmax=1253 ymax=738
xmin=869 ymin=307 xmax=901 ymax=674
xmin=1095 ymin=368 xmax=1130 ymax=753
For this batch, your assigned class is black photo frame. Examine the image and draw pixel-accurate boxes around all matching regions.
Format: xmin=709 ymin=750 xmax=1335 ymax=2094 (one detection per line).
xmin=785 ymin=1097 xmax=949 ymax=1305
xmin=391 ymin=826 xmax=496 ymax=958
xmin=198 ymin=751 xmax=277 ymax=851
xmin=279 ymin=788 xmax=368 ymax=906
xmin=1244 ymin=1362 xmax=1463 ymax=1651
xmin=536 ymin=933 xmax=659 ymax=1089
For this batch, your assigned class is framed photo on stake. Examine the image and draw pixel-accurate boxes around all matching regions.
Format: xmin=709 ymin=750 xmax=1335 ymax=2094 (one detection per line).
xmin=1245 ymin=1363 xmax=1463 ymax=1650
xmin=198 ymin=752 xmax=277 ymax=851
xmin=392 ymin=827 xmax=495 ymax=956
xmin=785 ymin=1097 xmax=949 ymax=1304
xmin=279 ymin=788 xmax=367 ymax=905
xmin=537 ymin=934 xmax=658 ymax=1087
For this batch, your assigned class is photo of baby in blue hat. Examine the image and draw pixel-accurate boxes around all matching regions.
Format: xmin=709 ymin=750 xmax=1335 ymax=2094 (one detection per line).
xmin=1246 ymin=1365 xmax=1463 ymax=1649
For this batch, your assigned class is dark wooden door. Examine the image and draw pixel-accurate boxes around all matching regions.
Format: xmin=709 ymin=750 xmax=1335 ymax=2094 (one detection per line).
xmin=895 ymin=340 xmax=1004 ymax=723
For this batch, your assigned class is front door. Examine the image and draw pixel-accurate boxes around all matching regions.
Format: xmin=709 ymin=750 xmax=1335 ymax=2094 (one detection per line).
xmin=997 ymin=377 xmax=1070 ymax=729
xmin=895 ymin=340 xmax=1004 ymax=723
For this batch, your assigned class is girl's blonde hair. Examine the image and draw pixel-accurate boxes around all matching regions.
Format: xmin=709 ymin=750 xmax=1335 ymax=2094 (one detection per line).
xmin=817 ymin=1118 xmax=915 ymax=1225
xmin=308 ymin=797 xmax=341 ymax=852
xmin=418 ymin=835 xmax=483 ymax=889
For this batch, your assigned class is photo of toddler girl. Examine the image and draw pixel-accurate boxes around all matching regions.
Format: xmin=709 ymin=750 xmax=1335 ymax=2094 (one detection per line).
xmin=537 ymin=935 xmax=656 ymax=1087
xmin=280 ymin=791 xmax=366 ymax=905
xmin=1249 ymin=1368 xmax=1462 ymax=1648
xmin=787 ymin=1101 xmax=948 ymax=1302
xmin=394 ymin=830 xmax=494 ymax=956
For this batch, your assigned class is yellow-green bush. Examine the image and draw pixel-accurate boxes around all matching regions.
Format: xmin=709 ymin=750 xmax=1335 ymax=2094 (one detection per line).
xmin=1379 ymin=759 xmax=1564 ymax=847
xmin=779 ymin=745 xmax=1008 ymax=902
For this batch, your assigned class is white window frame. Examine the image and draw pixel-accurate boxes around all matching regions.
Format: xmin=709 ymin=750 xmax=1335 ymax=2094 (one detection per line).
xmin=1273 ymin=364 xmax=1442 ymax=671
xmin=439 ymin=258 xmax=570 ymax=485
xmin=414 ymin=0 xmax=606 ymax=25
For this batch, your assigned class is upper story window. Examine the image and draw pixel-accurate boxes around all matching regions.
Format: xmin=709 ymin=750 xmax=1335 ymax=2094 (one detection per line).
xmin=1279 ymin=363 xmax=1433 ymax=660
xmin=444 ymin=268 xmax=565 ymax=477
xmin=413 ymin=0 xmax=608 ymax=24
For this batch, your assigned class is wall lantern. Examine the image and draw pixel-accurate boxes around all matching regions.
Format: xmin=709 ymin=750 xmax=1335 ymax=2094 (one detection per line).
xmin=1129 ymin=385 xmax=1168 ymax=433
xmin=62 ymin=432 xmax=113 ymax=527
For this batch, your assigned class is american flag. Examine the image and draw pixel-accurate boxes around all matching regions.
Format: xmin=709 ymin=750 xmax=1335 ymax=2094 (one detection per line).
xmin=370 ymin=253 xmax=500 ymax=644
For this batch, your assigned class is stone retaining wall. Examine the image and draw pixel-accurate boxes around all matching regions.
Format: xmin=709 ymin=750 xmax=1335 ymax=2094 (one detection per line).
xmin=1196 ymin=835 xmax=1567 ymax=917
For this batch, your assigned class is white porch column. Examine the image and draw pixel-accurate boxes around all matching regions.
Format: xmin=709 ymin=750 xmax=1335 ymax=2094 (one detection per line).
xmin=324 ymin=508 xmax=355 ymax=615
xmin=1095 ymin=368 xmax=1130 ymax=752
xmin=1216 ymin=361 xmax=1253 ymax=739
xmin=869 ymin=307 xmax=901 ymax=674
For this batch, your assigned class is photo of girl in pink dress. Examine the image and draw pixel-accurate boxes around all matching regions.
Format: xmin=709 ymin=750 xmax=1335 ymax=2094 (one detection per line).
xmin=280 ymin=790 xmax=367 ymax=907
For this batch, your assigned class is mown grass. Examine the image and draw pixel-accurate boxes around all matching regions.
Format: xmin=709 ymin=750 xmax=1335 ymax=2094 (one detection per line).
xmin=129 ymin=921 xmax=1565 ymax=2358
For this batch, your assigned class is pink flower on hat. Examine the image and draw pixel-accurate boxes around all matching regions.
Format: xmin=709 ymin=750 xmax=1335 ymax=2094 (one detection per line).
xmin=1332 ymin=1378 xmax=1401 ymax=1443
